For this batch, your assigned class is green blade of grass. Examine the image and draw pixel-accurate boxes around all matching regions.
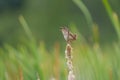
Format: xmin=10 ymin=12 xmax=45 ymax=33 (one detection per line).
xmin=102 ymin=0 xmax=120 ymax=40
xmin=18 ymin=15 xmax=34 ymax=41
xmin=72 ymin=0 xmax=93 ymax=29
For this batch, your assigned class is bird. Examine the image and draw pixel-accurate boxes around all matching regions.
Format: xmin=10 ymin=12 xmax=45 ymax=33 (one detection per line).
xmin=60 ymin=27 xmax=77 ymax=43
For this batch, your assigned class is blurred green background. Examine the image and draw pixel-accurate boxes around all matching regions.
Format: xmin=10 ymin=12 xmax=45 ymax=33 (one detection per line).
xmin=0 ymin=0 xmax=120 ymax=80
xmin=0 ymin=0 xmax=120 ymax=46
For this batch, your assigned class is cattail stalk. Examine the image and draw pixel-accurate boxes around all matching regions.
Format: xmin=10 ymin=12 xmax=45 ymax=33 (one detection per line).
xmin=60 ymin=27 xmax=76 ymax=80
xmin=19 ymin=67 xmax=23 ymax=80
xmin=65 ymin=43 xmax=75 ymax=80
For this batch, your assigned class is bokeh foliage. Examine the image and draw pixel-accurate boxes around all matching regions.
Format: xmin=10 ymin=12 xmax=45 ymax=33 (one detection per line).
xmin=0 ymin=0 xmax=120 ymax=45
xmin=0 ymin=0 xmax=120 ymax=80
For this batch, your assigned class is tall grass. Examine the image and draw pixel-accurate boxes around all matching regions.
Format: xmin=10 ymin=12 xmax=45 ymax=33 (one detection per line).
xmin=102 ymin=0 xmax=120 ymax=41
xmin=0 ymin=0 xmax=120 ymax=80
